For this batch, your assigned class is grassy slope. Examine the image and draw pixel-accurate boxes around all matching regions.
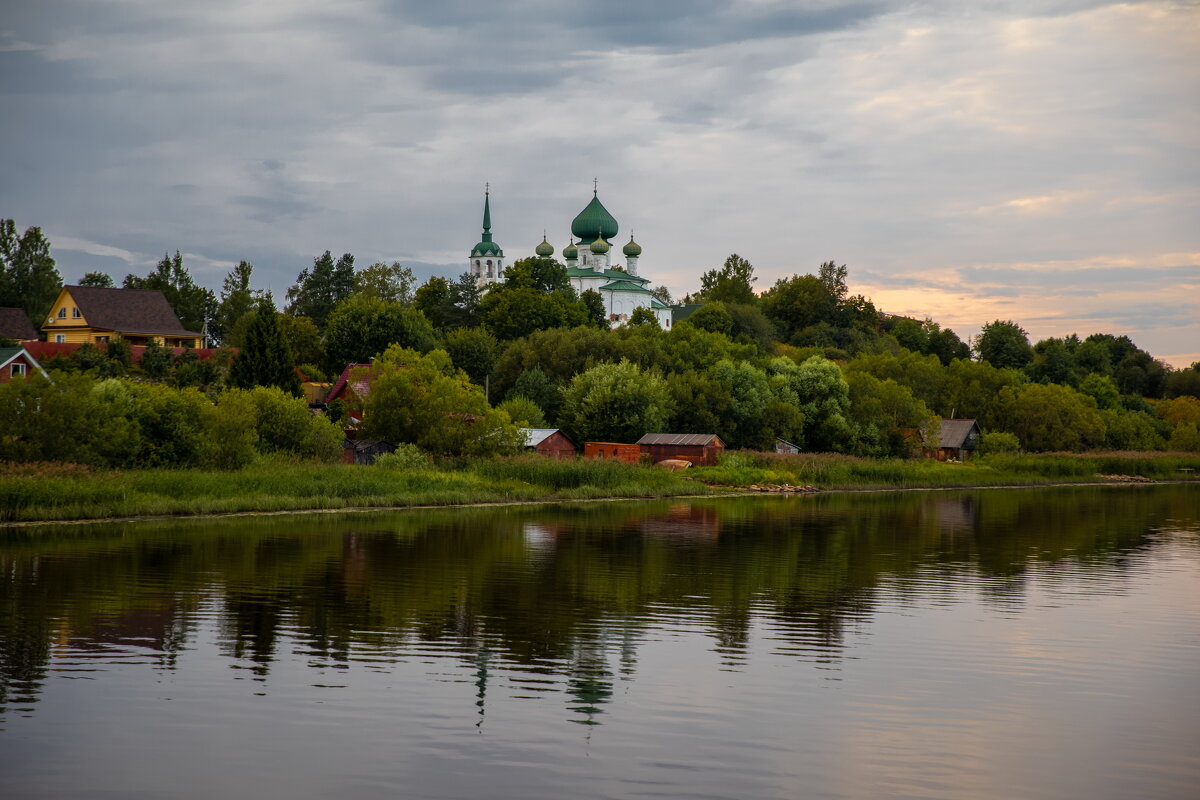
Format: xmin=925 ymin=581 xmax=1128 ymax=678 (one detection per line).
xmin=2 ymin=451 xmax=1198 ymax=523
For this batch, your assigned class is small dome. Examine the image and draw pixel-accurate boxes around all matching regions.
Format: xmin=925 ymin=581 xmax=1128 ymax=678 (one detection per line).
xmin=535 ymin=235 xmax=554 ymax=257
xmin=590 ymin=234 xmax=610 ymax=254
xmin=622 ymin=236 xmax=642 ymax=257
xmin=563 ymin=239 xmax=578 ymax=259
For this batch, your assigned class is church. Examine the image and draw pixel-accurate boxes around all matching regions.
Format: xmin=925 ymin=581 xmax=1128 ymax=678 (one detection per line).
xmin=468 ymin=186 xmax=673 ymax=328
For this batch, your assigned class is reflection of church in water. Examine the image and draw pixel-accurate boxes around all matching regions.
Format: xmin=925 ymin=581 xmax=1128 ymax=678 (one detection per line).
xmin=468 ymin=185 xmax=673 ymax=328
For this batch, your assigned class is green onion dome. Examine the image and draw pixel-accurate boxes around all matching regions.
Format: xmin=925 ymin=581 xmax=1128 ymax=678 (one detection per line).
xmin=571 ymin=193 xmax=619 ymax=244
xmin=472 ymin=239 xmax=503 ymax=257
xmin=563 ymin=239 xmax=578 ymax=260
xmin=590 ymin=234 xmax=610 ymax=255
xmin=535 ymin=235 xmax=554 ymax=257
xmin=622 ymin=236 xmax=642 ymax=257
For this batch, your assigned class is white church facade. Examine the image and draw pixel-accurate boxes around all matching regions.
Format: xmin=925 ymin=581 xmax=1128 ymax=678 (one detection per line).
xmin=468 ymin=187 xmax=673 ymax=328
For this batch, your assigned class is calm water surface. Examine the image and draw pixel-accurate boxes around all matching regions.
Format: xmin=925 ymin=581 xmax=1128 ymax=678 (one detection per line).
xmin=1 ymin=485 xmax=1198 ymax=799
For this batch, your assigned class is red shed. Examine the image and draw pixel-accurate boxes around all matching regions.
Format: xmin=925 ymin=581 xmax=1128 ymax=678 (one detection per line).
xmin=584 ymin=442 xmax=642 ymax=463
xmin=636 ymin=433 xmax=725 ymax=467
xmin=521 ymin=428 xmax=579 ymax=458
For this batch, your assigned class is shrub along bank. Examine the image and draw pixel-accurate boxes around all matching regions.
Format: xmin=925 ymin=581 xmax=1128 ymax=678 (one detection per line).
xmin=2 ymin=451 xmax=1197 ymax=524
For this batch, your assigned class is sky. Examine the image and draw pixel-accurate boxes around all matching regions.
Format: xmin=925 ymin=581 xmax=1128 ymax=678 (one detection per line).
xmin=2 ymin=0 xmax=1197 ymax=365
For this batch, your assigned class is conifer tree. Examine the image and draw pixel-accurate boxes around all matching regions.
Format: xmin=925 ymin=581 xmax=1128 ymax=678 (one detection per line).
xmin=228 ymin=295 xmax=300 ymax=395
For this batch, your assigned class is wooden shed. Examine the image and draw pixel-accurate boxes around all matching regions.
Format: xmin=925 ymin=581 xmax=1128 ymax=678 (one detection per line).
xmin=341 ymin=438 xmax=396 ymax=465
xmin=636 ymin=433 xmax=725 ymax=467
xmin=584 ymin=442 xmax=642 ymax=463
xmin=520 ymin=428 xmax=578 ymax=458
xmin=926 ymin=419 xmax=981 ymax=461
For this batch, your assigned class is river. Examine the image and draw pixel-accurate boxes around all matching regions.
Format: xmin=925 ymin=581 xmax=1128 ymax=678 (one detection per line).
xmin=1 ymin=484 xmax=1198 ymax=799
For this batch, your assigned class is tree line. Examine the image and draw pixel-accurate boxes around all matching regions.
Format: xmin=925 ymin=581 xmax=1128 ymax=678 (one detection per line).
xmin=3 ymin=216 xmax=1199 ymax=462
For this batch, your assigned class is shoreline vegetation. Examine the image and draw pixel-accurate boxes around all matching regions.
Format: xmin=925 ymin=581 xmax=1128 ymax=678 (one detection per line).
xmin=3 ymin=451 xmax=1198 ymax=525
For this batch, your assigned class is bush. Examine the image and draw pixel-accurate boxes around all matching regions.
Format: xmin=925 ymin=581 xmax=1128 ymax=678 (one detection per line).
xmin=374 ymin=444 xmax=432 ymax=470
xmin=977 ymin=431 xmax=1020 ymax=455
xmin=496 ymin=396 xmax=546 ymax=427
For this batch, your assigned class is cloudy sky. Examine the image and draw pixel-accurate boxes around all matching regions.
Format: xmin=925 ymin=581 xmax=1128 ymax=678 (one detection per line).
xmin=2 ymin=0 xmax=1197 ymax=364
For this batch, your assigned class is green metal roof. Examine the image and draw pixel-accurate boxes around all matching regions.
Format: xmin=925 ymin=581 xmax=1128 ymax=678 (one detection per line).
xmin=571 ymin=193 xmax=619 ymax=244
xmin=650 ymin=297 xmax=668 ymax=309
xmin=599 ymin=280 xmax=655 ymax=295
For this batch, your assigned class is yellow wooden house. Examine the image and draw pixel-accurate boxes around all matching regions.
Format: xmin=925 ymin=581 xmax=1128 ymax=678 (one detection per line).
xmin=41 ymin=285 xmax=202 ymax=347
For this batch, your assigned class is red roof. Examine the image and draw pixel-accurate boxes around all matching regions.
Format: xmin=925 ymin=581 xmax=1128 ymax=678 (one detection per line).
xmin=22 ymin=341 xmax=228 ymax=364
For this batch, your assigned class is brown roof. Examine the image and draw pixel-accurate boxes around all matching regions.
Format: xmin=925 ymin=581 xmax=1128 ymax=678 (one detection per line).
xmin=61 ymin=285 xmax=199 ymax=336
xmin=636 ymin=433 xmax=724 ymax=447
xmin=0 ymin=307 xmax=37 ymax=340
xmin=938 ymin=419 xmax=981 ymax=449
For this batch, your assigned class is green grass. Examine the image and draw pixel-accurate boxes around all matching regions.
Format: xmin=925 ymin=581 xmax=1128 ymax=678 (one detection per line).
xmin=3 ymin=451 xmax=1197 ymax=524
xmin=689 ymin=450 xmax=1200 ymax=490
xmin=0 ymin=455 xmax=703 ymax=523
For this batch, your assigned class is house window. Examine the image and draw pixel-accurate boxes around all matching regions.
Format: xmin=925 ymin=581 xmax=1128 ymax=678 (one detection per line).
xmin=97 ymin=336 xmax=110 ymax=344
xmin=55 ymin=334 xmax=66 ymax=343
xmin=10 ymin=363 xmax=26 ymax=378
xmin=72 ymin=307 xmax=81 ymax=318
xmin=58 ymin=308 xmax=67 ymax=318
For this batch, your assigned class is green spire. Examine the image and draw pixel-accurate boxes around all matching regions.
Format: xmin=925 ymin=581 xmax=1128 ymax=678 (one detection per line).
xmin=470 ymin=185 xmax=503 ymax=257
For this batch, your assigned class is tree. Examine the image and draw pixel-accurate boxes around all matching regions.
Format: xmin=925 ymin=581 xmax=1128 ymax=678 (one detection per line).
xmin=212 ymin=261 xmax=259 ymax=346
xmin=1027 ymin=337 xmax=1074 ymax=384
xmin=360 ymin=347 xmax=523 ymax=456
xmin=496 ymin=396 xmax=546 ymax=428
xmin=697 ymin=253 xmax=756 ymax=305
xmin=996 ymin=383 xmax=1105 ymax=451
xmin=480 ymin=286 xmax=587 ymax=340
xmin=414 ymin=276 xmax=456 ymax=330
xmin=354 ymin=261 xmax=416 ymax=304
xmin=508 ymin=367 xmax=562 ymax=421
xmin=579 ymin=289 xmax=607 ymax=327
xmin=686 ymin=302 xmax=734 ymax=336
xmin=0 ymin=219 xmax=62 ymax=323
xmin=975 ymin=320 xmax=1032 ymax=370
xmin=323 ymin=295 xmax=437 ymax=372
xmin=450 ymin=272 xmax=484 ymax=328
xmin=1164 ymin=362 xmax=1200 ymax=399
xmin=558 ymin=360 xmax=672 ymax=444
xmin=443 ymin=327 xmax=499 ymax=386
xmin=228 ymin=296 xmax=300 ymax=395
xmin=707 ymin=359 xmax=783 ymax=449
xmin=278 ymin=314 xmax=324 ymax=367
xmin=285 ymin=250 xmax=355 ymax=328
xmin=124 ymin=251 xmax=216 ymax=334
xmin=769 ymin=355 xmax=854 ymax=452
xmin=628 ymin=306 xmax=659 ymax=328
xmin=503 ymin=256 xmax=572 ymax=294
xmin=845 ymin=371 xmax=937 ymax=457
xmin=79 ymin=272 xmax=114 ymax=288
xmin=760 ymin=274 xmax=839 ymax=342
xmin=651 ymin=285 xmax=673 ymax=306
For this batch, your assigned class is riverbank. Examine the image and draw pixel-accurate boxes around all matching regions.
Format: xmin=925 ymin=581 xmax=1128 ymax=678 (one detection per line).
xmin=2 ymin=451 xmax=1198 ymax=524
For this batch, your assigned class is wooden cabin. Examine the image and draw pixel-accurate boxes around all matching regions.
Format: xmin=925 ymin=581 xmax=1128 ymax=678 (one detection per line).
xmin=927 ymin=419 xmax=982 ymax=461
xmin=40 ymin=286 xmax=201 ymax=347
xmin=584 ymin=442 xmax=642 ymax=463
xmin=520 ymin=428 xmax=578 ymax=458
xmin=636 ymin=433 xmax=725 ymax=467
xmin=0 ymin=346 xmax=48 ymax=383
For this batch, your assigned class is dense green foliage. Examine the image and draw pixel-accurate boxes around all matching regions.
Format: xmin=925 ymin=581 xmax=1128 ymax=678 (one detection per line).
xmin=3 ymin=215 xmax=1198 ymax=466
xmin=0 ymin=219 xmax=61 ymax=323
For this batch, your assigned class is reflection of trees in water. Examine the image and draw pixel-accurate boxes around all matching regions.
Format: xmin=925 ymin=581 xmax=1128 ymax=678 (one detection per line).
xmin=0 ymin=486 xmax=1195 ymax=721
